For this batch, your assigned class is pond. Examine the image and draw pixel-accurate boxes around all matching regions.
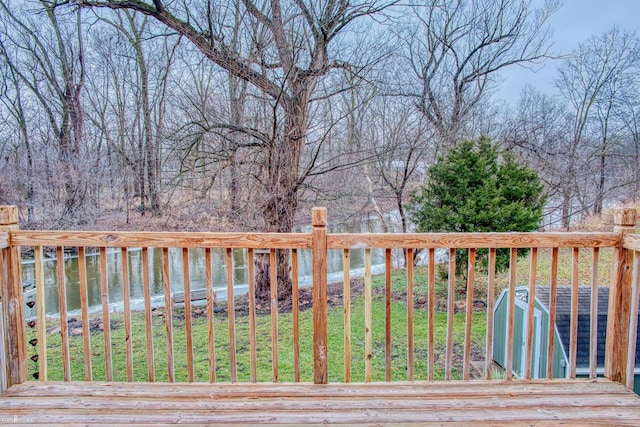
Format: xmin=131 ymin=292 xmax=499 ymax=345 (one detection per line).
xmin=22 ymin=213 xmax=411 ymax=317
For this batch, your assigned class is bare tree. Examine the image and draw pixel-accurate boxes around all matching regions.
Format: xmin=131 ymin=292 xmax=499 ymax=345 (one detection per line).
xmin=501 ymin=85 xmax=573 ymax=229
xmin=400 ymin=0 xmax=556 ymax=148
xmin=0 ymin=0 xmax=90 ymax=224
xmin=68 ymin=0 xmax=397 ymax=299
xmin=556 ymin=28 xmax=639 ymax=224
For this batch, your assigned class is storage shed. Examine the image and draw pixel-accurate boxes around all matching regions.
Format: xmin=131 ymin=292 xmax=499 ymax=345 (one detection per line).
xmin=493 ymin=285 xmax=640 ymax=394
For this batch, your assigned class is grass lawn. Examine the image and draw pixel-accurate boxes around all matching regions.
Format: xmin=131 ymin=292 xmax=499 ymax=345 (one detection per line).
xmin=27 ymin=246 xmax=612 ymax=383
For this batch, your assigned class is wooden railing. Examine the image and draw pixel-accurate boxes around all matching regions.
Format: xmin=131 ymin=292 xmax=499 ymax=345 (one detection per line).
xmin=0 ymin=206 xmax=638 ymax=392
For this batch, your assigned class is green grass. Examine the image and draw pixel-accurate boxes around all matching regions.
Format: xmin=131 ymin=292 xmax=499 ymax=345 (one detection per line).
xmin=28 ymin=293 xmax=486 ymax=383
xmin=27 ymin=247 xmax=611 ymax=383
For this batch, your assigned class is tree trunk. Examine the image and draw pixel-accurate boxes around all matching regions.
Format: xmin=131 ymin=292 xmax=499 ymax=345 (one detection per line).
xmin=254 ymin=97 xmax=307 ymax=302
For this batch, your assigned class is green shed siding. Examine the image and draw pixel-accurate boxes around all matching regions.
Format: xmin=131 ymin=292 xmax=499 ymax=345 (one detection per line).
xmin=493 ymin=287 xmax=568 ymax=379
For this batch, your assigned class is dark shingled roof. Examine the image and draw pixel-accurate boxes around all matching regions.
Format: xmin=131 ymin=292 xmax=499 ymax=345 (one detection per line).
xmin=534 ymin=285 xmax=639 ymax=369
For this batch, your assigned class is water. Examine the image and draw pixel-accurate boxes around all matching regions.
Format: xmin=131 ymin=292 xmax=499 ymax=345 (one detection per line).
xmin=21 ymin=214 xmax=405 ymax=318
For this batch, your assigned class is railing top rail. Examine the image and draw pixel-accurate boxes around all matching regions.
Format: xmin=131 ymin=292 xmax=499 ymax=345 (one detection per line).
xmin=622 ymin=234 xmax=640 ymax=251
xmin=0 ymin=231 xmax=8 ymax=249
xmin=10 ymin=230 xmax=312 ymax=249
xmin=8 ymin=230 xmax=623 ymax=250
xmin=328 ymin=232 xmax=621 ymax=249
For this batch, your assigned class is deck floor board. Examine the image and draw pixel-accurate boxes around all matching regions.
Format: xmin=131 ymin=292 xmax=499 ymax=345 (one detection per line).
xmin=0 ymin=379 xmax=638 ymax=425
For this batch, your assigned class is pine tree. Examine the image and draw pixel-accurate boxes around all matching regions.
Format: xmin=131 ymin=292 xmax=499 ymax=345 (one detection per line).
xmin=407 ymin=137 xmax=546 ymax=273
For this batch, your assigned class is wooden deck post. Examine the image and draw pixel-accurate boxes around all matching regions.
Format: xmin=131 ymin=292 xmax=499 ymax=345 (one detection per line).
xmin=605 ymin=207 xmax=637 ymax=383
xmin=312 ymin=207 xmax=328 ymax=384
xmin=0 ymin=206 xmax=27 ymax=389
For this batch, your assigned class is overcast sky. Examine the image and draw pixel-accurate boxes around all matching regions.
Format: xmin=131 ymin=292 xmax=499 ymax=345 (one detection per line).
xmin=496 ymin=0 xmax=640 ymax=104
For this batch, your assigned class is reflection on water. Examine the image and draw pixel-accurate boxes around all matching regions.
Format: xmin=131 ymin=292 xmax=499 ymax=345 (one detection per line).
xmin=22 ymin=214 xmax=403 ymax=317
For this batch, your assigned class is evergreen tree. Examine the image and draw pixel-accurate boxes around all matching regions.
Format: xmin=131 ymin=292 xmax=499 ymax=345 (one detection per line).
xmin=407 ymin=137 xmax=546 ymax=273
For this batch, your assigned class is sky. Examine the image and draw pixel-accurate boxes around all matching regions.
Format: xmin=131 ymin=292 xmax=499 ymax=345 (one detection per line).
xmin=496 ymin=0 xmax=640 ymax=105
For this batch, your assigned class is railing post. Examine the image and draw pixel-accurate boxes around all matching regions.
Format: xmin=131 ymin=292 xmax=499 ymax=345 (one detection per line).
xmin=0 ymin=206 xmax=27 ymax=389
xmin=605 ymin=207 xmax=636 ymax=383
xmin=312 ymin=207 xmax=328 ymax=384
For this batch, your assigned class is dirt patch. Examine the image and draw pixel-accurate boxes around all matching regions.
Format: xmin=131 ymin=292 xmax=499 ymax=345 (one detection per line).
xmin=185 ymin=279 xmax=365 ymax=319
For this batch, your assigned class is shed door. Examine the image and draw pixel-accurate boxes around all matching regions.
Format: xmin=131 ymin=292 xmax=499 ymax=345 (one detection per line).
xmin=513 ymin=297 xmax=542 ymax=378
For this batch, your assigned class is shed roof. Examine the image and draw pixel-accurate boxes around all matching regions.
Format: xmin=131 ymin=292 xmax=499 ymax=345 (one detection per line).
xmin=533 ymin=285 xmax=639 ymax=369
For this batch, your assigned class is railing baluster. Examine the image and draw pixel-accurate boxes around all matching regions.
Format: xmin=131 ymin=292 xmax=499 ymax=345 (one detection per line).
xmin=121 ymin=248 xmax=133 ymax=382
xmin=590 ymin=247 xmax=599 ymax=380
xmin=506 ymin=248 xmax=517 ymax=381
xmin=34 ymin=246 xmax=47 ymax=381
xmin=226 ymin=247 xmax=237 ymax=382
xmin=406 ymin=248 xmax=414 ymax=382
xmin=205 ymin=247 xmax=215 ymax=383
xmin=546 ymin=247 xmax=559 ymax=379
xmin=270 ymin=248 xmax=278 ymax=382
xmin=78 ymin=247 xmax=91 ymax=381
xmin=292 ymin=249 xmax=300 ymax=382
xmin=485 ymin=248 xmax=496 ymax=380
xmin=312 ymin=207 xmax=328 ymax=384
xmin=141 ymin=248 xmax=154 ymax=381
xmin=385 ymin=248 xmax=392 ymax=382
xmin=626 ymin=249 xmax=640 ymax=389
xmin=445 ymin=248 xmax=456 ymax=381
xmin=247 ymin=248 xmax=257 ymax=383
xmin=428 ymin=248 xmax=435 ymax=381
xmin=569 ymin=247 xmax=579 ymax=379
xmin=99 ymin=247 xmax=113 ymax=381
xmin=525 ymin=248 xmax=538 ymax=380
xmin=56 ymin=247 xmax=70 ymax=381
xmin=182 ymin=248 xmax=194 ymax=382
xmin=343 ymin=249 xmax=351 ymax=383
xmin=161 ymin=247 xmax=174 ymax=382
xmin=463 ymin=248 xmax=476 ymax=381
xmin=364 ymin=248 xmax=372 ymax=383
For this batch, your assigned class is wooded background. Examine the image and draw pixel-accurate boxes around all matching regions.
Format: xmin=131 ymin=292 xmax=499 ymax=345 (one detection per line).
xmin=0 ymin=0 xmax=638 ymax=232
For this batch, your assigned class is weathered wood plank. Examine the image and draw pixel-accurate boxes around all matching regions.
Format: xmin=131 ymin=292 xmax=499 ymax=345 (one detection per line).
xmin=291 ymin=249 xmax=300 ymax=383
xmin=0 ymin=231 xmax=8 ymax=249
xmin=606 ymin=208 xmax=637 ymax=382
xmin=506 ymin=248 xmax=517 ymax=381
xmin=11 ymin=231 xmax=312 ymax=249
xmin=161 ymin=248 xmax=174 ymax=382
xmin=406 ymin=248 xmax=414 ymax=381
xmin=312 ymin=208 xmax=328 ymax=385
xmin=569 ymin=247 xmax=579 ymax=379
xmin=270 ymin=249 xmax=278 ymax=383
xmin=4 ymin=379 xmax=634 ymax=398
xmin=247 ymin=248 xmax=256 ymax=383
xmin=226 ymin=248 xmax=237 ymax=383
xmin=343 ymin=249 xmax=351 ymax=383
xmin=524 ymin=248 xmax=537 ymax=380
xmin=463 ymin=248 xmax=475 ymax=381
xmin=485 ymin=248 xmax=496 ymax=380
xmin=78 ymin=248 xmax=93 ymax=380
xmin=427 ymin=248 xmax=435 ymax=381
xmin=626 ymin=249 xmax=640 ymax=389
xmin=327 ymin=232 xmax=620 ymax=249
xmin=385 ymin=248 xmax=392 ymax=382
xmin=205 ymin=247 xmax=215 ymax=384
xmin=445 ymin=248 xmax=455 ymax=381
xmin=364 ymin=248 xmax=372 ymax=383
xmin=622 ymin=233 xmax=640 ymax=251
xmin=11 ymin=230 xmax=622 ymax=250
xmin=546 ymin=247 xmax=559 ymax=379
xmin=34 ymin=246 xmax=48 ymax=382
xmin=141 ymin=248 xmax=154 ymax=382
xmin=99 ymin=247 xmax=113 ymax=382
xmin=121 ymin=248 xmax=133 ymax=382
xmin=182 ymin=248 xmax=194 ymax=382
xmin=56 ymin=247 xmax=70 ymax=382
xmin=1 ymin=380 xmax=639 ymax=425
xmin=590 ymin=247 xmax=599 ymax=380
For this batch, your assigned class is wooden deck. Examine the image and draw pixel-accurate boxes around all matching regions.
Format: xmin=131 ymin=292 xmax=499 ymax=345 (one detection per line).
xmin=0 ymin=380 xmax=639 ymax=425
